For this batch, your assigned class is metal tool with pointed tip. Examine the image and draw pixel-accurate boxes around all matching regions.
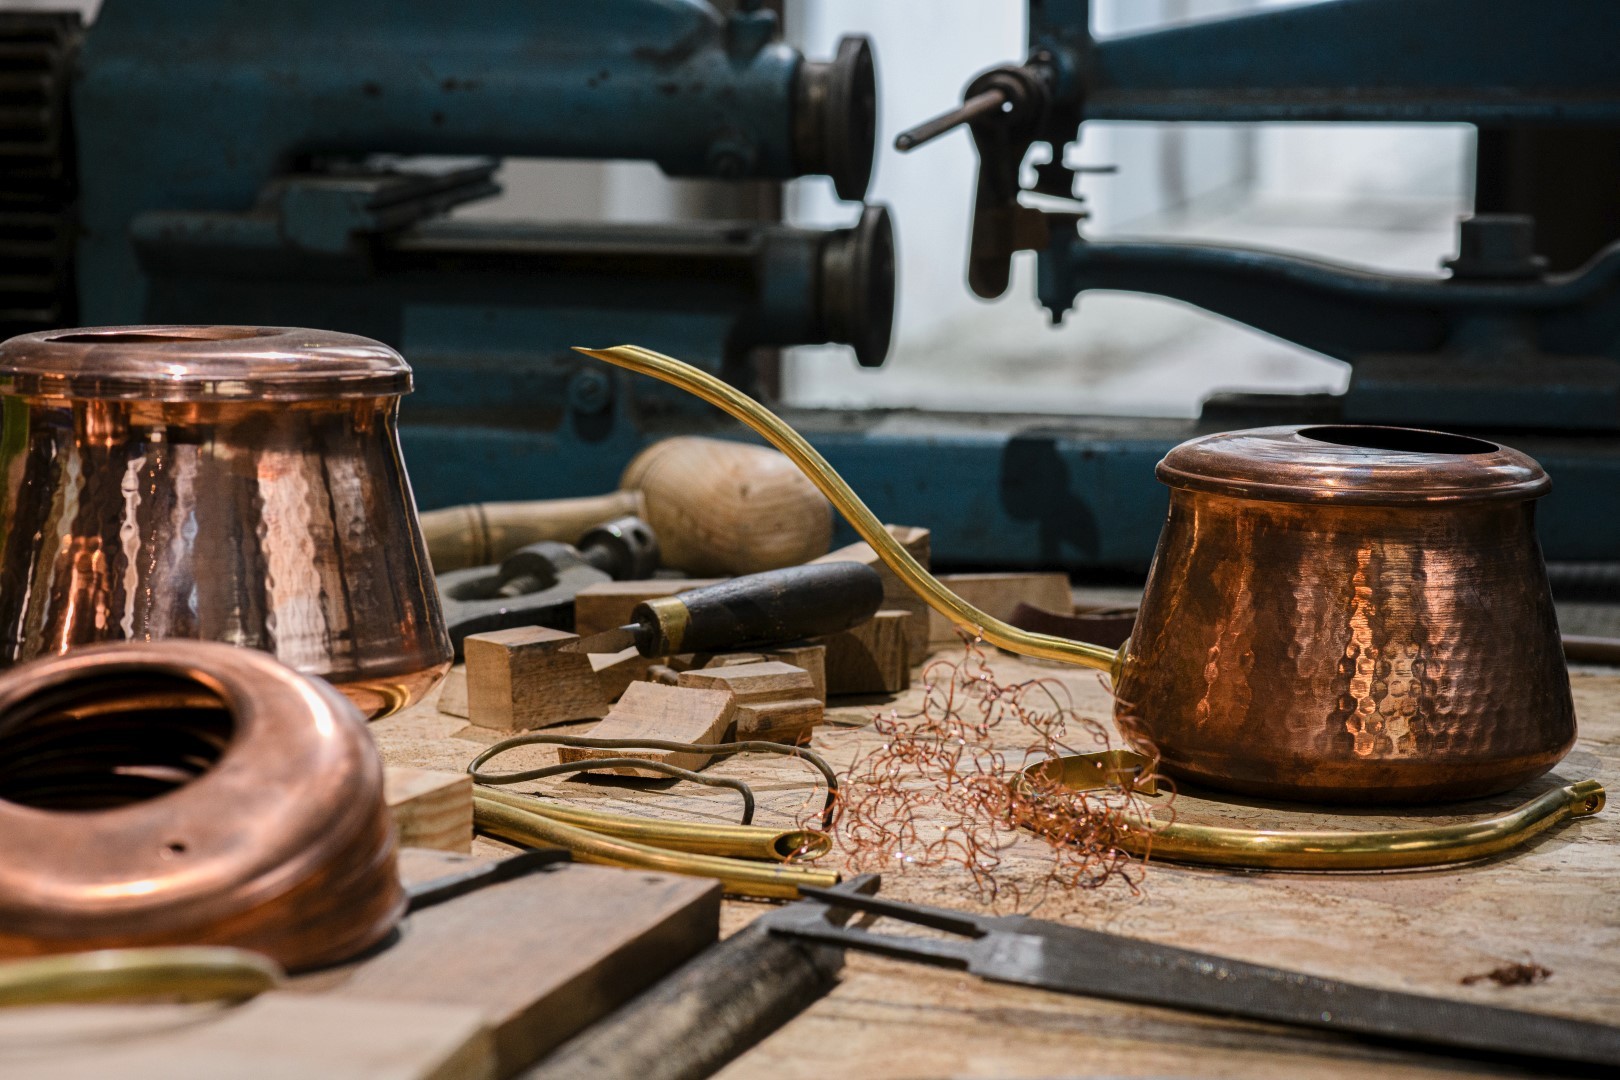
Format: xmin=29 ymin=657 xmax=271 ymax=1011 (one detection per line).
xmin=772 ymin=887 xmax=1620 ymax=1074
xmin=569 ymin=562 xmax=884 ymax=657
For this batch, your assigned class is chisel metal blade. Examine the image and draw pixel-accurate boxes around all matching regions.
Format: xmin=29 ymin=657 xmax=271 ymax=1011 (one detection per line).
xmin=778 ymin=889 xmax=1620 ymax=1073
xmin=563 ymin=625 xmax=640 ymax=655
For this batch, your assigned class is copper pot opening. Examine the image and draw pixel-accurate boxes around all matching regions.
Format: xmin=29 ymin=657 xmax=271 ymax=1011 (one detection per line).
xmin=45 ymin=327 xmax=278 ymax=345
xmin=1297 ymin=425 xmax=1497 ymax=456
xmin=0 ymin=670 xmax=233 ymax=812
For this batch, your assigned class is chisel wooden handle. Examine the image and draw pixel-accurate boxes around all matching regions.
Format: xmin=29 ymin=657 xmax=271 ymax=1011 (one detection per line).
xmin=420 ymin=491 xmax=645 ymax=571
xmin=633 ymin=562 xmax=883 ymax=656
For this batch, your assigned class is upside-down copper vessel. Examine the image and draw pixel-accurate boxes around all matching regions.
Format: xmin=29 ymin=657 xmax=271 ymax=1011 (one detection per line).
xmin=1116 ymin=424 xmax=1575 ymax=802
xmin=0 ymin=326 xmax=452 ymax=717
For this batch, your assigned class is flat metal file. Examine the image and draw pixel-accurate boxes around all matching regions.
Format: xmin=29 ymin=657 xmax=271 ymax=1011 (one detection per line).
xmin=775 ymin=887 xmax=1620 ymax=1074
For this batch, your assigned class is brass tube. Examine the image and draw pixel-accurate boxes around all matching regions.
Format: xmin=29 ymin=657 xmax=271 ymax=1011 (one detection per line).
xmin=0 ymin=946 xmax=282 ymax=1007
xmin=1024 ymin=753 xmax=1607 ymax=870
xmin=574 ymin=345 xmax=1120 ymax=677
xmin=473 ymin=796 xmax=840 ymax=900
xmin=473 ymin=786 xmax=833 ymax=862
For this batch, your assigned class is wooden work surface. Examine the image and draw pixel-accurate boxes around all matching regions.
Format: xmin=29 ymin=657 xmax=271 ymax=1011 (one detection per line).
xmin=373 ymin=647 xmax=1620 ymax=1079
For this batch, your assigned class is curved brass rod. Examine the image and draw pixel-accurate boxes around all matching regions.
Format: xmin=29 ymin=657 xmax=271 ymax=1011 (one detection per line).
xmin=1025 ymin=752 xmax=1607 ymax=870
xmin=473 ymin=785 xmax=833 ymax=863
xmin=474 ymin=796 xmax=840 ymax=900
xmin=574 ymin=345 xmax=1120 ymax=677
xmin=0 ymin=946 xmax=282 ymax=1007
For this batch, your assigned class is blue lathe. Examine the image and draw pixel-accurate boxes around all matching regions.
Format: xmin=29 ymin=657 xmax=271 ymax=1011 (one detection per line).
xmin=5 ymin=0 xmax=1620 ymax=569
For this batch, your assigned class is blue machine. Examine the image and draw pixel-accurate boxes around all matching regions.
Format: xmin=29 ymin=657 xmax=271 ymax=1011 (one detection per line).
xmin=5 ymin=0 xmax=1620 ymax=569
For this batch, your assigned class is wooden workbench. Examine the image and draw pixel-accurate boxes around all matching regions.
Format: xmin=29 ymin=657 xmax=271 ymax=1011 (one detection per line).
xmin=373 ymin=643 xmax=1620 ymax=1079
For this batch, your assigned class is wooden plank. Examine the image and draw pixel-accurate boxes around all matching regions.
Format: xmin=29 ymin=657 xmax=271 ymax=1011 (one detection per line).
xmin=572 ymin=579 xmax=725 ymax=638
xmin=813 ymin=525 xmax=931 ymax=662
xmin=926 ymin=572 xmax=1073 ymax=649
xmin=820 ymin=610 xmax=911 ymax=695
xmin=557 ymin=682 xmax=737 ymax=777
xmin=302 ymin=855 xmax=721 ymax=1078
xmin=465 ymin=627 xmax=607 ymax=731
xmin=0 ymin=995 xmax=494 ymax=1080
xmin=385 ymin=767 xmax=474 ymax=853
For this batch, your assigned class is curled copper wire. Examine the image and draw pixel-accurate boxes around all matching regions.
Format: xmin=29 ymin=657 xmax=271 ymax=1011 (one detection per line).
xmin=0 ymin=642 xmax=403 ymax=971
xmin=824 ymin=637 xmax=1166 ymax=908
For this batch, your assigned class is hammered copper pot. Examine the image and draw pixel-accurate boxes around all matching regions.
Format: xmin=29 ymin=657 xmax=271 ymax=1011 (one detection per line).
xmin=0 ymin=326 xmax=452 ymax=716
xmin=1115 ymin=424 xmax=1576 ymax=803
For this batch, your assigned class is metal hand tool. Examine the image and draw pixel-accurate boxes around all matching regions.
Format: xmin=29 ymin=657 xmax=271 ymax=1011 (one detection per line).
xmin=773 ymin=887 xmax=1620 ymax=1074
xmin=566 ymin=561 xmax=884 ymax=657
xmin=404 ymin=849 xmax=572 ymax=913
xmin=437 ymin=516 xmax=659 ymax=657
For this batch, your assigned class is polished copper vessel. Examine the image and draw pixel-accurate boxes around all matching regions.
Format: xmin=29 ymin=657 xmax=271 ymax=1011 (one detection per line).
xmin=0 ymin=641 xmax=404 ymax=970
xmin=0 ymin=325 xmax=451 ymax=716
xmin=1117 ymin=425 xmax=1575 ymax=803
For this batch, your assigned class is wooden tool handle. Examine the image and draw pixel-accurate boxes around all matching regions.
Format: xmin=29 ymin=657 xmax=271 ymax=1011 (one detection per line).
xmin=635 ymin=562 xmax=884 ymax=656
xmin=420 ymin=491 xmax=645 ymax=571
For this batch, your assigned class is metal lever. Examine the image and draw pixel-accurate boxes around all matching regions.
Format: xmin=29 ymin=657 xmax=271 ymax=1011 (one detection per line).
xmin=894 ymin=88 xmax=1009 ymax=151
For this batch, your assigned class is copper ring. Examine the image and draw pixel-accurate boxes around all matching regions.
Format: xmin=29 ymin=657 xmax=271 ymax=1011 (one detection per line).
xmin=0 ymin=641 xmax=403 ymax=971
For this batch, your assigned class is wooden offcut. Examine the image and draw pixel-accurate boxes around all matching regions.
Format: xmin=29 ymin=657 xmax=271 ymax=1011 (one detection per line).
xmin=385 ymin=767 xmax=474 ymax=853
xmin=677 ymin=660 xmax=822 ymax=743
xmin=464 ymin=627 xmax=607 ymax=730
xmin=926 ymin=572 xmax=1074 ymax=649
xmin=590 ymin=647 xmax=654 ymax=703
xmin=301 ymin=852 xmax=721 ymax=1078
xmin=813 ymin=525 xmax=931 ymax=662
xmin=572 ymin=578 xmax=725 ymax=638
xmin=437 ymin=665 xmax=468 ymax=718
xmin=557 ymin=682 xmax=737 ymax=777
xmin=704 ymin=643 xmax=827 ymax=703
xmin=821 ymin=609 xmax=911 ymax=695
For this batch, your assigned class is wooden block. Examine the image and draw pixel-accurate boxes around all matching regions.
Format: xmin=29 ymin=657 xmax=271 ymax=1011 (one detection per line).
xmin=821 ymin=609 xmax=911 ymax=695
xmin=677 ymin=660 xmax=816 ymax=703
xmin=677 ymin=661 xmax=822 ymax=743
xmin=385 ymin=767 xmax=474 ymax=853
xmin=437 ymin=665 xmax=468 ymax=718
xmin=556 ymin=682 xmax=736 ymax=777
xmin=736 ymin=697 xmax=824 ymax=742
xmin=572 ymin=578 xmax=725 ymax=638
xmin=702 ymin=645 xmax=826 ymax=703
xmin=763 ymin=643 xmax=827 ymax=704
xmin=814 ymin=525 xmax=931 ymax=663
xmin=0 ymin=995 xmax=494 ymax=1080
xmin=301 ymin=854 xmax=721 ymax=1078
xmin=703 ymin=652 xmax=767 ymax=668
xmin=465 ymin=627 xmax=608 ymax=731
xmin=927 ymin=572 xmax=1074 ymax=649
xmin=589 ymin=647 xmax=653 ymax=703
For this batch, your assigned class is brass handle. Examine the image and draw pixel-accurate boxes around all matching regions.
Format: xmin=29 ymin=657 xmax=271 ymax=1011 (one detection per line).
xmin=473 ymin=795 xmax=841 ymax=900
xmin=1025 ymin=752 xmax=1607 ymax=870
xmin=0 ymin=946 xmax=282 ymax=1007
xmin=574 ymin=345 xmax=1119 ymax=676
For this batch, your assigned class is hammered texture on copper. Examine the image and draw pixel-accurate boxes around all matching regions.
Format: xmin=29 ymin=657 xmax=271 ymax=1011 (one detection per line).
xmin=1118 ymin=493 xmax=1576 ymax=803
xmin=0 ymin=327 xmax=451 ymax=716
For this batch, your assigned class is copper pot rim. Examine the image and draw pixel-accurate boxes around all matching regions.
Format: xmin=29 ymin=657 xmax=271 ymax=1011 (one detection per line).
xmin=0 ymin=325 xmax=411 ymax=402
xmin=1157 ymin=424 xmax=1550 ymax=505
xmin=0 ymin=641 xmax=383 ymax=923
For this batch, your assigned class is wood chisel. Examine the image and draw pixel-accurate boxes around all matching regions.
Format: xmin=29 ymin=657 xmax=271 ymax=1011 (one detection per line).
xmin=566 ymin=562 xmax=884 ymax=657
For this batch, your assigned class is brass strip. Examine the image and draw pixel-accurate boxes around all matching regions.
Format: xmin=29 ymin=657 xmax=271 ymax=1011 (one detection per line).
xmin=1024 ymin=752 xmax=1607 ymax=870
xmin=638 ymin=595 xmax=690 ymax=655
xmin=0 ymin=946 xmax=281 ymax=1007
xmin=473 ymin=796 xmax=841 ymax=899
xmin=574 ymin=346 xmax=1120 ymax=677
xmin=473 ymin=786 xmax=832 ymax=862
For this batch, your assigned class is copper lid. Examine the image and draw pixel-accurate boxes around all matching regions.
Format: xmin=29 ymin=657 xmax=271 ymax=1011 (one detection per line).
xmin=0 ymin=325 xmax=411 ymax=402
xmin=1157 ymin=424 xmax=1550 ymax=505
